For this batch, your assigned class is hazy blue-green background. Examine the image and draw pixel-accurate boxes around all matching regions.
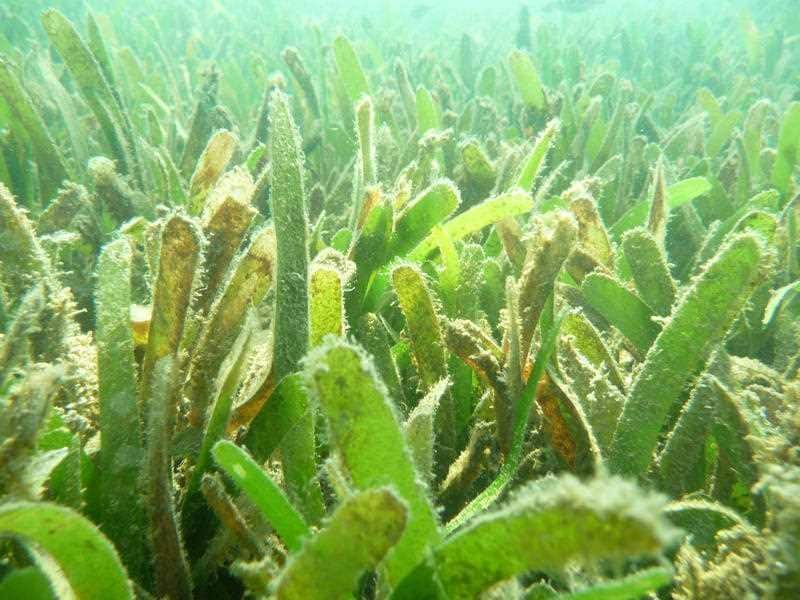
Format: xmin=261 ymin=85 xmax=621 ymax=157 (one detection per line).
xmin=3 ymin=0 xmax=796 ymax=68
xmin=2 ymin=0 xmax=795 ymax=37
xmin=2 ymin=0 xmax=795 ymax=131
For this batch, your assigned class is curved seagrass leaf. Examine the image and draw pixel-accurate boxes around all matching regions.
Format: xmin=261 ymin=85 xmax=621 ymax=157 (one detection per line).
xmin=657 ymin=375 xmax=717 ymax=497
xmin=41 ymin=10 xmax=134 ymax=176
xmin=333 ymin=36 xmax=369 ymax=103
xmin=555 ymin=567 xmax=673 ymax=600
xmin=410 ymin=191 xmax=532 ymax=260
xmin=0 ymin=364 xmax=62 ymax=496
xmin=270 ymin=89 xmax=309 ymax=380
xmin=0 ymin=567 xmax=53 ymax=600
xmin=393 ymin=60 xmax=416 ymax=128
xmin=195 ymin=166 xmax=259 ymax=313
xmin=589 ymin=98 xmax=625 ymax=174
xmin=404 ymin=378 xmax=449 ymax=482
xmin=275 ymin=488 xmax=408 ymax=599
xmin=0 ymin=502 xmax=133 ymax=599
xmin=179 ymin=71 xmax=221 ymax=178
xmin=609 ymin=234 xmax=764 ymax=477
xmin=647 ymin=160 xmax=668 ymax=241
xmin=416 ymin=85 xmax=439 ymax=134
xmin=508 ymin=49 xmax=545 ymax=111
xmin=706 ymin=110 xmax=741 ymax=159
xmin=392 ymin=264 xmax=456 ymax=455
xmin=186 ymin=226 xmax=274 ymax=425
xmin=692 ymin=191 xmax=779 ymax=271
xmin=355 ymin=313 xmax=406 ymax=407
xmin=763 ymin=280 xmax=800 ymax=328
xmin=185 ymin=322 xmax=253 ymax=502
xmin=356 ymin=96 xmax=377 ymax=186
xmin=282 ymin=47 xmax=321 ymax=118
xmin=144 ymin=356 xmax=192 ymax=600
xmin=85 ymin=13 xmax=115 ymax=87
xmin=95 ymin=238 xmax=148 ymax=579
xmin=392 ymin=475 xmax=677 ymax=600
xmin=310 ymin=254 xmax=348 ymax=347
xmin=390 ymin=181 xmax=460 ymax=259
xmin=268 ymin=89 xmax=325 ymax=522
xmin=622 ymin=228 xmax=676 ymax=317
xmin=560 ymin=310 xmax=625 ymax=391
xmin=610 ymin=177 xmax=712 ymax=238
xmin=460 ymin=139 xmax=495 ymax=204
xmin=304 ymin=338 xmax=442 ymax=586
xmin=568 ymin=191 xmax=614 ymax=275
xmin=139 ymin=214 xmax=203 ymax=398
xmin=392 ymin=264 xmax=447 ymax=390
xmin=213 ymin=440 xmax=310 ymax=552
xmin=0 ymin=58 xmax=69 ymax=201
xmin=771 ymin=102 xmax=800 ymax=196
xmin=664 ymin=499 xmax=746 ymax=553
xmin=515 ymin=119 xmax=559 ymax=192
xmin=557 ymin=338 xmax=624 ymax=455
xmin=518 ymin=211 xmax=578 ymax=364
xmin=188 ymin=129 xmax=238 ymax=214
xmin=707 ymin=378 xmax=766 ymax=521
xmin=446 ymin=310 xmax=565 ymax=531
xmin=433 ymin=226 xmax=461 ymax=314
xmin=581 ymin=272 xmax=660 ymax=357
xmin=348 ymin=199 xmax=392 ymax=314
xmin=243 ymin=373 xmax=307 ymax=462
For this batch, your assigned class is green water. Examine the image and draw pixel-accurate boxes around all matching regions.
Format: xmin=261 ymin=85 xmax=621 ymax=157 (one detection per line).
xmin=0 ymin=1 xmax=799 ymax=599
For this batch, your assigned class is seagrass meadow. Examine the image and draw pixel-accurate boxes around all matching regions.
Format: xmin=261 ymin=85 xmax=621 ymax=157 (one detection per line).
xmin=0 ymin=0 xmax=799 ymax=597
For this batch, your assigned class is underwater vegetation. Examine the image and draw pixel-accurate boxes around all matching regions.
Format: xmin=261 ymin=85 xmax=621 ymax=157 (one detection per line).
xmin=0 ymin=0 xmax=799 ymax=597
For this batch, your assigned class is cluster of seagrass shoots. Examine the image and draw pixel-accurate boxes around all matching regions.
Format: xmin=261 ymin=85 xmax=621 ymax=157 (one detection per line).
xmin=1 ymin=1 xmax=799 ymax=598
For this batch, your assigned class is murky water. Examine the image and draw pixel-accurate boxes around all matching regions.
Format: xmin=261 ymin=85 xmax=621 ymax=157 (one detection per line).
xmin=1 ymin=1 xmax=798 ymax=599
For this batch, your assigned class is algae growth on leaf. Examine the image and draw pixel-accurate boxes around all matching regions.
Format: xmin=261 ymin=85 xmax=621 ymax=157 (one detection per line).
xmin=1 ymin=0 xmax=799 ymax=598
